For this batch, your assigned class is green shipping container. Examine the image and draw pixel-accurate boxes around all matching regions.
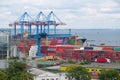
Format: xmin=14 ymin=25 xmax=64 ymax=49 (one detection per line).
xmin=113 ymin=48 xmax=120 ymax=51
xmin=67 ymin=39 xmax=75 ymax=44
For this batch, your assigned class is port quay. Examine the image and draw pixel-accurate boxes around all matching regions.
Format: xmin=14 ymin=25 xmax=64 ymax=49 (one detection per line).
xmin=0 ymin=11 xmax=120 ymax=80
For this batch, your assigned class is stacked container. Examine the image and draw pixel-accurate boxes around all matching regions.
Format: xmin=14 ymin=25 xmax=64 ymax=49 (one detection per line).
xmin=56 ymin=45 xmax=65 ymax=54
xmin=41 ymin=45 xmax=49 ymax=54
xmin=50 ymin=39 xmax=62 ymax=45
xmin=29 ymin=45 xmax=38 ymax=58
xmin=17 ymin=39 xmax=36 ymax=53
xmin=99 ymin=46 xmax=113 ymax=51
xmin=47 ymin=45 xmax=56 ymax=57
xmin=93 ymin=47 xmax=103 ymax=51
xmin=84 ymin=50 xmax=92 ymax=60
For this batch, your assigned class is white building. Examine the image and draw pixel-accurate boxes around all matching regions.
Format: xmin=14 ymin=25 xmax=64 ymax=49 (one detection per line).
xmin=29 ymin=68 xmax=69 ymax=80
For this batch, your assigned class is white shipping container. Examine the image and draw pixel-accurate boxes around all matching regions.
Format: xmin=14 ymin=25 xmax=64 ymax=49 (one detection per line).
xmin=29 ymin=45 xmax=38 ymax=58
xmin=80 ymin=47 xmax=84 ymax=50
xmin=93 ymin=47 xmax=103 ymax=51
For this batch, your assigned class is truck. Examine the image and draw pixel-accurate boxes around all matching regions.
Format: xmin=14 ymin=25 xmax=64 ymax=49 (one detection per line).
xmin=95 ymin=58 xmax=111 ymax=63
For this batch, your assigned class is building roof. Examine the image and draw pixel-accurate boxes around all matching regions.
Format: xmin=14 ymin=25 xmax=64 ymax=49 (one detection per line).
xmin=36 ymin=61 xmax=54 ymax=65
xmin=29 ymin=68 xmax=60 ymax=76
xmin=45 ymin=66 xmax=60 ymax=70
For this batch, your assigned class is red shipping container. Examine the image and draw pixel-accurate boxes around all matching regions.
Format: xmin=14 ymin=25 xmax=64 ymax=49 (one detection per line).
xmin=102 ymin=46 xmax=113 ymax=51
xmin=47 ymin=53 xmax=56 ymax=56
xmin=56 ymin=47 xmax=64 ymax=53
xmin=41 ymin=45 xmax=49 ymax=54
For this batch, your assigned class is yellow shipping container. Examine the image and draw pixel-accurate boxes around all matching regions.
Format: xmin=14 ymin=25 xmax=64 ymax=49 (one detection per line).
xmin=45 ymin=56 xmax=53 ymax=60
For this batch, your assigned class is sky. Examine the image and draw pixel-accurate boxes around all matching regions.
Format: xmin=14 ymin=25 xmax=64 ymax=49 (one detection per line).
xmin=0 ymin=0 xmax=120 ymax=29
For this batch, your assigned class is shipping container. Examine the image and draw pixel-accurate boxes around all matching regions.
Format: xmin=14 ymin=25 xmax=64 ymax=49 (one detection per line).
xmin=67 ymin=39 xmax=75 ymax=44
xmin=41 ymin=40 xmax=51 ymax=45
xmin=56 ymin=47 xmax=64 ymax=53
xmin=98 ymin=46 xmax=113 ymax=51
xmin=41 ymin=45 xmax=49 ymax=54
xmin=50 ymin=39 xmax=62 ymax=45
xmin=93 ymin=47 xmax=103 ymax=51
xmin=84 ymin=47 xmax=93 ymax=50
xmin=113 ymin=48 xmax=120 ymax=51
xmin=47 ymin=48 xmax=56 ymax=52
xmin=47 ymin=52 xmax=56 ymax=56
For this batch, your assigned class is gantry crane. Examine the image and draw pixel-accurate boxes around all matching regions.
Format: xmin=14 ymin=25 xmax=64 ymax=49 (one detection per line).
xmin=9 ymin=11 xmax=71 ymax=57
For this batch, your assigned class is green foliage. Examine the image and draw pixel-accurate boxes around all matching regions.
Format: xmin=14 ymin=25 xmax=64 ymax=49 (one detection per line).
xmin=68 ymin=60 xmax=76 ymax=64
xmin=6 ymin=60 xmax=33 ymax=80
xmin=0 ymin=70 xmax=7 ymax=80
xmin=67 ymin=65 xmax=91 ymax=80
xmin=80 ymin=60 xmax=91 ymax=65
xmin=7 ymin=60 xmax=26 ymax=72
xmin=99 ymin=69 xmax=120 ymax=80
xmin=5 ymin=60 xmax=34 ymax=80
xmin=84 ymin=60 xmax=91 ymax=64
xmin=59 ymin=61 xmax=66 ymax=64
xmin=9 ymin=72 xmax=34 ymax=80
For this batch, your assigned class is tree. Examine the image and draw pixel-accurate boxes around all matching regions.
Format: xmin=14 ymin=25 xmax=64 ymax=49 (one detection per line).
xmin=99 ymin=69 xmax=120 ymax=80
xmin=0 ymin=70 xmax=7 ymax=80
xmin=6 ymin=60 xmax=34 ymax=80
xmin=67 ymin=65 xmax=91 ymax=80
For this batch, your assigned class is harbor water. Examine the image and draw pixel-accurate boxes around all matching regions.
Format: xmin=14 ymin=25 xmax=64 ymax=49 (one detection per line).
xmin=58 ymin=29 xmax=120 ymax=46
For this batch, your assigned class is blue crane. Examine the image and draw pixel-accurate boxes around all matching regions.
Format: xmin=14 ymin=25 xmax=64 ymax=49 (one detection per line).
xmin=9 ymin=11 xmax=71 ymax=57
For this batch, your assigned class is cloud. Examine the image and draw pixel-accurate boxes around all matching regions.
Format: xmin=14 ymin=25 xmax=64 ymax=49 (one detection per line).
xmin=64 ymin=12 xmax=79 ymax=20
xmin=100 ymin=8 xmax=112 ymax=12
xmin=100 ymin=1 xmax=118 ymax=8
xmin=80 ymin=7 xmax=97 ymax=15
xmin=0 ymin=0 xmax=120 ymax=29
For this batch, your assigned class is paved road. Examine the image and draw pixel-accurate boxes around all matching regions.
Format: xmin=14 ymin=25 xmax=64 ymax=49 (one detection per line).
xmin=82 ymin=62 xmax=120 ymax=69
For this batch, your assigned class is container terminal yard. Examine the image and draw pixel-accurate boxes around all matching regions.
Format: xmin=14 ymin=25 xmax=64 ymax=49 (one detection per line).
xmin=0 ymin=11 xmax=120 ymax=79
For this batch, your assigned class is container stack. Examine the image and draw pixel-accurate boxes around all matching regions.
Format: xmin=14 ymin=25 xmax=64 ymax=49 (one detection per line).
xmin=17 ymin=39 xmax=36 ymax=53
xmin=56 ymin=45 xmax=65 ymax=54
xmin=41 ymin=45 xmax=49 ymax=54
xmin=93 ymin=47 xmax=103 ymax=51
xmin=41 ymin=40 xmax=51 ymax=45
xmin=84 ymin=50 xmax=92 ymax=60
xmin=72 ymin=49 xmax=83 ymax=60
xmin=50 ymin=39 xmax=62 ymax=45
xmin=29 ymin=45 xmax=38 ymax=58
xmin=47 ymin=45 xmax=56 ymax=57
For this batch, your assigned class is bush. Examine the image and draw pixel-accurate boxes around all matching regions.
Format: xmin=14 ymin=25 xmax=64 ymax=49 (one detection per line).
xmin=80 ymin=60 xmax=91 ymax=65
xmin=68 ymin=60 xmax=76 ymax=64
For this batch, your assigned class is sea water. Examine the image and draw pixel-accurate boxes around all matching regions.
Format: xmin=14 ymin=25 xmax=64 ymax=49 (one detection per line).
xmin=71 ymin=29 xmax=120 ymax=46
xmin=57 ymin=29 xmax=120 ymax=46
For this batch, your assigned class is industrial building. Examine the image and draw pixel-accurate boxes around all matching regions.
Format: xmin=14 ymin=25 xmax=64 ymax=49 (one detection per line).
xmin=0 ymin=32 xmax=9 ymax=59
